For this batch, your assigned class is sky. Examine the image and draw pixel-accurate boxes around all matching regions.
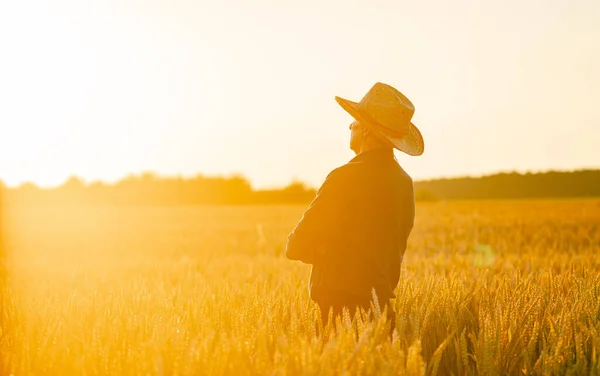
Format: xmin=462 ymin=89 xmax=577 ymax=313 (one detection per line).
xmin=0 ymin=0 xmax=599 ymax=189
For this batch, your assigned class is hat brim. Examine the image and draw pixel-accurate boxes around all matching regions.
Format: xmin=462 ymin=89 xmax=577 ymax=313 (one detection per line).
xmin=335 ymin=96 xmax=424 ymax=156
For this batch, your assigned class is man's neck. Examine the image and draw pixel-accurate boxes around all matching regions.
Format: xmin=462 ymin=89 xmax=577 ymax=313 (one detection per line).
xmin=359 ymin=145 xmax=393 ymax=155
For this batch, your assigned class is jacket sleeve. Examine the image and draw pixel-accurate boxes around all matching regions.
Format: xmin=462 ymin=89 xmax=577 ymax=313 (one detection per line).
xmin=391 ymin=178 xmax=415 ymax=287
xmin=286 ymin=169 xmax=344 ymax=264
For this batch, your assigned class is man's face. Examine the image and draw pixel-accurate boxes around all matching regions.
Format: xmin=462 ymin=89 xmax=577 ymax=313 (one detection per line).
xmin=349 ymin=120 xmax=364 ymax=155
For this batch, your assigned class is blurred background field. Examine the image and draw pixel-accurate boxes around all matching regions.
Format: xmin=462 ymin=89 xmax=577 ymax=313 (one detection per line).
xmin=1 ymin=200 xmax=600 ymax=375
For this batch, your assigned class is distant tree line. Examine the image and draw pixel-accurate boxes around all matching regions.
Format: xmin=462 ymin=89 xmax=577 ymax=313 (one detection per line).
xmin=0 ymin=169 xmax=598 ymax=206
xmin=413 ymin=170 xmax=600 ymax=200
xmin=0 ymin=173 xmax=316 ymax=207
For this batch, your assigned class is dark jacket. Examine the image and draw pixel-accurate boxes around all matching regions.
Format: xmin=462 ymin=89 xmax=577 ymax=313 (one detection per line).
xmin=286 ymin=148 xmax=415 ymax=302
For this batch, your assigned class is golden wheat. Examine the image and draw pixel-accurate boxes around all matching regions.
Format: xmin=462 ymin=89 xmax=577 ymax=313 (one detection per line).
xmin=1 ymin=200 xmax=599 ymax=375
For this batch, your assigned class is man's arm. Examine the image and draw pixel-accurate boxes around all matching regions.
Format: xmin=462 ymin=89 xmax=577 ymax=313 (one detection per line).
xmin=286 ymin=168 xmax=344 ymax=264
xmin=391 ymin=178 xmax=415 ymax=286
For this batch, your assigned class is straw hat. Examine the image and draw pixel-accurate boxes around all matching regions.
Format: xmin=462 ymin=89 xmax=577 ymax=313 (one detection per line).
xmin=335 ymin=82 xmax=424 ymax=156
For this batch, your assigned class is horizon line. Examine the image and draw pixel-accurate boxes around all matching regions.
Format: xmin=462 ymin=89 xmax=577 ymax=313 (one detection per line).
xmin=1 ymin=166 xmax=599 ymax=191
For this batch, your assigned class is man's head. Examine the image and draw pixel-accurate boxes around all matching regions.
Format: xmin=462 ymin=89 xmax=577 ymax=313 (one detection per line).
xmin=349 ymin=120 xmax=392 ymax=155
xmin=336 ymin=82 xmax=425 ymax=156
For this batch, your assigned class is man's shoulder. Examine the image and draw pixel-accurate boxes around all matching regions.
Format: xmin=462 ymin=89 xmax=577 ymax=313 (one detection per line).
xmin=323 ymin=165 xmax=349 ymax=184
xmin=396 ymin=163 xmax=414 ymax=184
xmin=334 ymin=157 xmax=413 ymax=181
xmin=325 ymin=162 xmax=361 ymax=181
xmin=317 ymin=164 xmax=357 ymax=193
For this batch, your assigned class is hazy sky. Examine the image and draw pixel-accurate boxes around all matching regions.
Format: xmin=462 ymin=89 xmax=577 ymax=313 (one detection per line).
xmin=1 ymin=0 xmax=599 ymax=188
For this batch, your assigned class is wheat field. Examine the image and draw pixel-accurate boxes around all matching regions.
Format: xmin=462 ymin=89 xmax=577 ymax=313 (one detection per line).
xmin=1 ymin=200 xmax=599 ymax=375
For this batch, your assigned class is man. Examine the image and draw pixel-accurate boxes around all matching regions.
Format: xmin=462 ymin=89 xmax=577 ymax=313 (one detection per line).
xmin=286 ymin=82 xmax=424 ymax=328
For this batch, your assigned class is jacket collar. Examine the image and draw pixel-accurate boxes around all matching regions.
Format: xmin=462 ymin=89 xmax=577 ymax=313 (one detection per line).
xmin=349 ymin=148 xmax=395 ymax=163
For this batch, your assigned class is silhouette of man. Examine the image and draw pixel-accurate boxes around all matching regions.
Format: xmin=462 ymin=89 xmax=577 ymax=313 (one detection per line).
xmin=286 ymin=82 xmax=424 ymax=329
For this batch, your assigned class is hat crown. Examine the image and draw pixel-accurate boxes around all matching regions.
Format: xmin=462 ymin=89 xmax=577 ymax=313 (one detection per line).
xmin=356 ymin=82 xmax=414 ymax=134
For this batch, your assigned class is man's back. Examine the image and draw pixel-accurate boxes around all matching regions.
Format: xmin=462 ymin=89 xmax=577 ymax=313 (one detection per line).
xmin=286 ymin=148 xmax=415 ymax=303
